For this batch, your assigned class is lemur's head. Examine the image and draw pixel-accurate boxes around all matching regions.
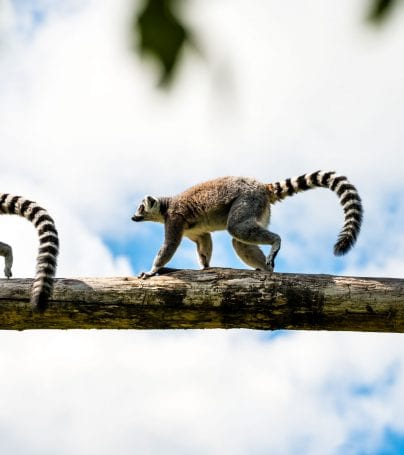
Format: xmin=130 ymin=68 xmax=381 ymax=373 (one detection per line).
xmin=132 ymin=196 xmax=163 ymax=222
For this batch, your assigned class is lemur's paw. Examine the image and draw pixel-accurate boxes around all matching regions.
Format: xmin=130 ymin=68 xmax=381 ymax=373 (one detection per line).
xmin=198 ymin=255 xmax=210 ymax=269
xmin=138 ymin=271 xmax=156 ymax=279
xmin=4 ymin=267 xmax=12 ymax=279
xmin=265 ymin=258 xmax=275 ymax=273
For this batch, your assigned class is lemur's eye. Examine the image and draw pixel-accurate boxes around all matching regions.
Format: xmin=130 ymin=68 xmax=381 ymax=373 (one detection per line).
xmin=139 ymin=204 xmax=145 ymax=213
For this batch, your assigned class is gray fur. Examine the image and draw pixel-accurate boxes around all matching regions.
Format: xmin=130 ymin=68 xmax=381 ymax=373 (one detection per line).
xmin=132 ymin=171 xmax=363 ymax=277
xmin=0 ymin=241 xmax=13 ymax=278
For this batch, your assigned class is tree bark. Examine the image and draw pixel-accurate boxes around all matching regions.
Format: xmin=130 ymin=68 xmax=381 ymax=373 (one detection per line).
xmin=0 ymin=268 xmax=403 ymax=332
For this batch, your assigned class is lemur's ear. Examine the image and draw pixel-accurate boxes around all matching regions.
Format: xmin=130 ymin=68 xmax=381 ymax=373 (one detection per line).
xmin=145 ymin=195 xmax=157 ymax=209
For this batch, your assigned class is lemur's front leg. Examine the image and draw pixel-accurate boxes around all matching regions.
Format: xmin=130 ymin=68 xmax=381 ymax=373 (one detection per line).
xmin=188 ymin=233 xmax=212 ymax=269
xmin=138 ymin=217 xmax=184 ymax=279
xmin=0 ymin=241 xmax=13 ymax=278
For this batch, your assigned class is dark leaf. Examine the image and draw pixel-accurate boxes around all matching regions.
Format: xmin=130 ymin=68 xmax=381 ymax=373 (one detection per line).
xmin=134 ymin=0 xmax=192 ymax=87
xmin=367 ymin=0 xmax=399 ymax=23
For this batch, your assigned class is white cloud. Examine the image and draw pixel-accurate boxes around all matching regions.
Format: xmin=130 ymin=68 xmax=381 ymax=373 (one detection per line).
xmin=0 ymin=172 xmax=132 ymax=278
xmin=0 ymin=330 xmax=403 ymax=454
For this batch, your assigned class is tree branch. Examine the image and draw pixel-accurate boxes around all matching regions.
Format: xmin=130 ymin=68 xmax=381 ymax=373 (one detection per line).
xmin=0 ymin=268 xmax=403 ymax=332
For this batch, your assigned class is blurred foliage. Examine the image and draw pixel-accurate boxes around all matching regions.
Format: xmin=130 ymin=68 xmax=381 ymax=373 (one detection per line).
xmin=367 ymin=0 xmax=401 ymax=23
xmin=0 ymin=0 xmax=402 ymax=88
xmin=133 ymin=0 xmax=403 ymax=88
xmin=134 ymin=0 xmax=193 ymax=87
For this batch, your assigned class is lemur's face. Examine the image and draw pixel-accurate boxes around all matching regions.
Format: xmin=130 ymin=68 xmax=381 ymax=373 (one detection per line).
xmin=132 ymin=196 xmax=161 ymax=222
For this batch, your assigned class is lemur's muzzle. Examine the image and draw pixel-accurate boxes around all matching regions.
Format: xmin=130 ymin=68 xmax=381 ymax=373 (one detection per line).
xmin=132 ymin=215 xmax=144 ymax=222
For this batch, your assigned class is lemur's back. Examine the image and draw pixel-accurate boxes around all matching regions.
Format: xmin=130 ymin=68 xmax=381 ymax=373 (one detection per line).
xmin=172 ymin=176 xmax=268 ymax=215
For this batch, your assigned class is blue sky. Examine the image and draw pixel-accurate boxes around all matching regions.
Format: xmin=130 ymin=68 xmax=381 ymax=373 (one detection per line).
xmin=377 ymin=430 xmax=404 ymax=455
xmin=1 ymin=0 xmax=404 ymax=453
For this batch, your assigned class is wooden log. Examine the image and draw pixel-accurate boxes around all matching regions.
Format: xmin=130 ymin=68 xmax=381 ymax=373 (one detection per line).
xmin=0 ymin=268 xmax=403 ymax=332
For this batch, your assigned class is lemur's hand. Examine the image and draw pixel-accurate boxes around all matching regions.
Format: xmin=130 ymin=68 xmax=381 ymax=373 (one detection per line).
xmin=138 ymin=267 xmax=182 ymax=279
xmin=138 ymin=270 xmax=157 ymax=279
xmin=265 ymin=256 xmax=275 ymax=273
xmin=4 ymin=266 xmax=12 ymax=278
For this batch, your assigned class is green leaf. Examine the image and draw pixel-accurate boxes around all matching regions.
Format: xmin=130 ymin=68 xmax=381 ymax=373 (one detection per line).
xmin=367 ymin=0 xmax=399 ymax=23
xmin=134 ymin=0 xmax=193 ymax=87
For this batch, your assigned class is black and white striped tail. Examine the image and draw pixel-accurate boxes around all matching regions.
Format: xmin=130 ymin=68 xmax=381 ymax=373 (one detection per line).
xmin=271 ymin=171 xmax=363 ymax=255
xmin=0 ymin=193 xmax=59 ymax=310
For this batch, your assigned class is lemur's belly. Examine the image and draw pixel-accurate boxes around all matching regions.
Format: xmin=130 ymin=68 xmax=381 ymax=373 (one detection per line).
xmin=183 ymin=204 xmax=271 ymax=238
xmin=184 ymin=211 xmax=228 ymax=237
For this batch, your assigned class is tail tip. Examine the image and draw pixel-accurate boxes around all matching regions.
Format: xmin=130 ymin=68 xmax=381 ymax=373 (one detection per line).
xmin=30 ymin=292 xmax=50 ymax=313
xmin=333 ymin=238 xmax=355 ymax=256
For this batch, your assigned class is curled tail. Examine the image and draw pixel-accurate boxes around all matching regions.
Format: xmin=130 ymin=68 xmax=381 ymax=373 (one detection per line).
xmin=270 ymin=170 xmax=363 ymax=255
xmin=0 ymin=193 xmax=59 ymax=310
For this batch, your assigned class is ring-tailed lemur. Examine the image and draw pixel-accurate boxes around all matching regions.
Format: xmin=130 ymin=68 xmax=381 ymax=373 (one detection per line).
xmin=0 ymin=193 xmax=59 ymax=310
xmin=131 ymin=171 xmax=363 ymax=278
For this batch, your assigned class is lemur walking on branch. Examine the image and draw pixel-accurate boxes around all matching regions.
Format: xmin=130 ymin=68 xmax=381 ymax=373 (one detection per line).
xmin=0 ymin=193 xmax=59 ymax=310
xmin=132 ymin=171 xmax=363 ymax=278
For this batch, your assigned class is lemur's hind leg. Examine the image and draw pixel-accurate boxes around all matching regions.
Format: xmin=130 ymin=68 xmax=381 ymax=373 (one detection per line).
xmin=232 ymin=239 xmax=267 ymax=270
xmin=0 ymin=241 xmax=13 ymax=278
xmin=189 ymin=233 xmax=212 ymax=269
xmin=227 ymin=195 xmax=281 ymax=272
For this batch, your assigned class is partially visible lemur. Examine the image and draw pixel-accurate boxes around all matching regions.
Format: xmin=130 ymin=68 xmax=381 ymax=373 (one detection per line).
xmin=132 ymin=171 xmax=363 ymax=278
xmin=0 ymin=193 xmax=59 ymax=310
xmin=0 ymin=241 xmax=13 ymax=279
